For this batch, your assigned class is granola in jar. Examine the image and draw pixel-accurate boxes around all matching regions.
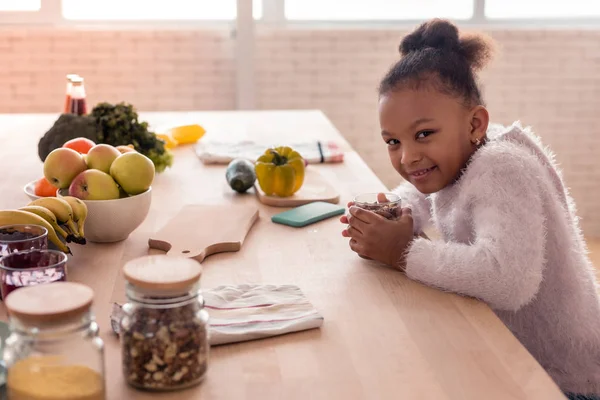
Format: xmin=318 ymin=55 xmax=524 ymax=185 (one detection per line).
xmin=119 ymin=255 xmax=209 ymax=391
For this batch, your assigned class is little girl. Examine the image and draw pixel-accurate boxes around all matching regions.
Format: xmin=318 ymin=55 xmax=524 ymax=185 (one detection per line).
xmin=341 ymin=19 xmax=600 ymax=399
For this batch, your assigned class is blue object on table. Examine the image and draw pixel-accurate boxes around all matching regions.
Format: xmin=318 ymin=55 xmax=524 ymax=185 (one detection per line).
xmin=271 ymin=201 xmax=345 ymax=228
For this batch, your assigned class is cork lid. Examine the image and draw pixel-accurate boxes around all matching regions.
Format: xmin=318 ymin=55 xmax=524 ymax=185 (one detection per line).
xmin=5 ymin=282 xmax=94 ymax=326
xmin=123 ymin=255 xmax=202 ymax=292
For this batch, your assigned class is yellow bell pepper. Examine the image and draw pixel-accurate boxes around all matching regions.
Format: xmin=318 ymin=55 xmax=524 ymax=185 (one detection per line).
xmin=255 ymin=146 xmax=305 ymax=197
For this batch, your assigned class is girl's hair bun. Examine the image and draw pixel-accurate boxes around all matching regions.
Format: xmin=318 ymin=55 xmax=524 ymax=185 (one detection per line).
xmin=400 ymin=18 xmax=460 ymax=55
xmin=399 ymin=18 xmax=494 ymax=72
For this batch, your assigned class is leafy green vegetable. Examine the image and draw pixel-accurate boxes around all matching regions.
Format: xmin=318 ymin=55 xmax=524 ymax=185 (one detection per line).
xmin=91 ymin=102 xmax=173 ymax=173
xmin=37 ymin=102 xmax=173 ymax=173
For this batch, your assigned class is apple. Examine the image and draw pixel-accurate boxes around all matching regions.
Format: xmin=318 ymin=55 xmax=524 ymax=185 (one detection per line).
xmin=63 ymin=137 xmax=95 ymax=154
xmin=116 ymin=145 xmax=136 ymax=154
xmin=86 ymin=144 xmax=121 ymax=174
xmin=43 ymin=148 xmax=88 ymax=189
xmin=68 ymin=169 xmax=120 ymax=200
xmin=110 ymin=152 xmax=155 ymax=196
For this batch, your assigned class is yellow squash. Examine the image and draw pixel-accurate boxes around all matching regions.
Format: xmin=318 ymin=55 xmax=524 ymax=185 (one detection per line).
xmin=255 ymin=146 xmax=305 ymax=197
xmin=167 ymin=124 xmax=206 ymax=145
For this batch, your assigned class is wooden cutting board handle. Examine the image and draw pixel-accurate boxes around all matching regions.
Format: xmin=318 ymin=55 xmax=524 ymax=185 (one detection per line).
xmin=148 ymin=204 xmax=259 ymax=263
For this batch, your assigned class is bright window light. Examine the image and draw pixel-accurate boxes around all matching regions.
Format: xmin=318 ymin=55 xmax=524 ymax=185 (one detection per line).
xmin=486 ymin=0 xmax=600 ymax=18
xmin=285 ymin=0 xmax=474 ymax=20
xmin=62 ymin=0 xmax=263 ymax=21
xmin=0 ymin=0 xmax=40 ymax=11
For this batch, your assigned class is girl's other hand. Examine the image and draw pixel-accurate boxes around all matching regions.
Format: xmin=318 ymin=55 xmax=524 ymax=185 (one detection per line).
xmin=342 ymin=205 xmax=414 ymax=270
xmin=339 ymin=200 xmax=355 ymax=224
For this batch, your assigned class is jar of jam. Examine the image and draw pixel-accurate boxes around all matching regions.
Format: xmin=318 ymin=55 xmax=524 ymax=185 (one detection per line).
xmin=119 ymin=255 xmax=209 ymax=391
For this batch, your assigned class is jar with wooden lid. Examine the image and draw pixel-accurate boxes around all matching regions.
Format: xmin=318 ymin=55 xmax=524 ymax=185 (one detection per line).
xmin=2 ymin=282 xmax=106 ymax=400
xmin=120 ymin=255 xmax=209 ymax=391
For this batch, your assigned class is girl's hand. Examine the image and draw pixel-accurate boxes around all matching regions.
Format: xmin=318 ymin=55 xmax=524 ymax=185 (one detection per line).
xmin=341 ymin=205 xmax=414 ymax=270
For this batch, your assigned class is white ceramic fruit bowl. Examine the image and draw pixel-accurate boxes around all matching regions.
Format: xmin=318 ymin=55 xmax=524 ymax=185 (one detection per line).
xmin=23 ymin=180 xmax=42 ymax=201
xmin=58 ymin=188 xmax=152 ymax=243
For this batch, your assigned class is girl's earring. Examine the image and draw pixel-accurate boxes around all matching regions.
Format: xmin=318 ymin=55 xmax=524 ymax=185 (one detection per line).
xmin=472 ymin=137 xmax=481 ymax=146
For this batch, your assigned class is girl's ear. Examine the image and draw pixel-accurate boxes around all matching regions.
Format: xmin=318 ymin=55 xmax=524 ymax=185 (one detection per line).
xmin=469 ymin=105 xmax=489 ymax=144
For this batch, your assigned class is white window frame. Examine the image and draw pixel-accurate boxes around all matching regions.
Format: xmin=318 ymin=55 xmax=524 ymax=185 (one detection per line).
xmin=2 ymin=0 xmax=600 ymax=27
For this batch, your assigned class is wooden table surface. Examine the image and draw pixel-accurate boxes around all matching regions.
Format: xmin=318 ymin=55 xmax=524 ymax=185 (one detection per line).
xmin=0 ymin=110 xmax=565 ymax=399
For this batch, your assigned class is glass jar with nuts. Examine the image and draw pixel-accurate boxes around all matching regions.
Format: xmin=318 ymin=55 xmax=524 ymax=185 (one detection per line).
xmin=353 ymin=192 xmax=402 ymax=220
xmin=119 ymin=255 xmax=209 ymax=391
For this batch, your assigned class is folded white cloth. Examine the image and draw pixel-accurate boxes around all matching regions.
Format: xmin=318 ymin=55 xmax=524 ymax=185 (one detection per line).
xmin=110 ymin=284 xmax=323 ymax=346
xmin=195 ymin=140 xmax=344 ymax=165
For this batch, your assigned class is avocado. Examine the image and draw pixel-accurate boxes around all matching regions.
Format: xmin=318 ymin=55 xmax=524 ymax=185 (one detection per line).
xmin=226 ymin=158 xmax=256 ymax=193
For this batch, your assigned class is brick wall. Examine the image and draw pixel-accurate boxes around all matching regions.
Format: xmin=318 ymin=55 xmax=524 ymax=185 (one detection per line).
xmin=0 ymin=28 xmax=235 ymax=112
xmin=1 ymin=26 xmax=599 ymax=236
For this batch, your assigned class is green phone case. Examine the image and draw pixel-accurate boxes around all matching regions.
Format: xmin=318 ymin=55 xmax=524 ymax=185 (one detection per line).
xmin=271 ymin=201 xmax=345 ymax=228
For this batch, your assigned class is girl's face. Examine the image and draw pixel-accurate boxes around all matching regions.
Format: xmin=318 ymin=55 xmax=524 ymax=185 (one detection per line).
xmin=378 ymin=86 xmax=488 ymax=194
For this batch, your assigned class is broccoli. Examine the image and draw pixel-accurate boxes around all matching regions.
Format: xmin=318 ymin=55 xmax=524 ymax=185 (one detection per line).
xmin=38 ymin=113 xmax=99 ymax=161
xmin=37 ymin=102 xmax=174 ymax=173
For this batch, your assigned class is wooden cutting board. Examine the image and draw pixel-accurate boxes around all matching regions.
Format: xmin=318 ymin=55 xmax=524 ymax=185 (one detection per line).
xmin=148 ymin=204 xmax=259 ymax=263
xmin=254 ymin=167 xmax=340 ymax=207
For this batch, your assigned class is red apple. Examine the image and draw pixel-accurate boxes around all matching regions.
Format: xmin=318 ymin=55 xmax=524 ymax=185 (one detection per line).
xmin=68 ymin=169 xmax=120 ymax=200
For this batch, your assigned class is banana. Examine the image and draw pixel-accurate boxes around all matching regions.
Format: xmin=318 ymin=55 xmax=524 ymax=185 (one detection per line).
xmin=0 ymin=210 xmax=71 ymax=254
xmin=18 ymin=205 xmax=70 ymax=240
xmin=61 ymin=196 xmax=88 ymax=239
xmin=28 ymin=197 xmax=78 ymax=237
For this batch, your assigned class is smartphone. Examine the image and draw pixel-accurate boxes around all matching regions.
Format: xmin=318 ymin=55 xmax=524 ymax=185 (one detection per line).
xmin=271 ymin=201 xmax=345 ymax=228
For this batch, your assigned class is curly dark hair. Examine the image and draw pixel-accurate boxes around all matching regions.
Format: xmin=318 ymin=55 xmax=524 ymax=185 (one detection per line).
xmin=379 ymin=19 xmax=495 ymax=106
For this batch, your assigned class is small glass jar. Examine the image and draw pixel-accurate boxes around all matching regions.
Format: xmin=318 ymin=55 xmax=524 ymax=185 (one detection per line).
xmin=0 ymin=224 xmax=48 ymax=257
xmin=0 ymin=249 xmax=68 ymax=299
xmin=353 ymin=192 xmax=402 ymax=219
xmin=120 ymin=255 xmax=209 ymax=391
xmin=2 ymin=282 xmax=106 ymax=400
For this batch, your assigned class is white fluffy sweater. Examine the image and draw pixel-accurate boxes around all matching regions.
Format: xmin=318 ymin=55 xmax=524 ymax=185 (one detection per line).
xmin=394 ymin=122 xmax=600 ymax=394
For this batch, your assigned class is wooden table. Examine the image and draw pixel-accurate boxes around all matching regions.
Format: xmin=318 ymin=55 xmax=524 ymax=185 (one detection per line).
xmin=0 ymin=110 xmax=565 ymax=399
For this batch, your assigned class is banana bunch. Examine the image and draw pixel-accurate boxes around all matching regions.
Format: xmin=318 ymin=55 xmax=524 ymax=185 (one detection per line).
xmin=0 ymin=196 xmax=88 ymax=255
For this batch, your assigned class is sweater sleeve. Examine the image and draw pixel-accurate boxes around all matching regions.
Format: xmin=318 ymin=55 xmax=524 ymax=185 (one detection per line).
xmin=404 ymin=154 xmax=547 ymax=312
xmin=392 ymin=181 xmax=431 ymax=234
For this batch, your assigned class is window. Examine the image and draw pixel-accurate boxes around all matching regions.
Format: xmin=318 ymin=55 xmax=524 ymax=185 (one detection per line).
xmin=284 ymin=0 xmax=474 ymax=20
xmin=0 ymin=0 xmax=40 ymax=11
xmin=62 ymin=0 xmax=263 ymax=21
xmin=486 ymin=0 xmax=600 ymax=19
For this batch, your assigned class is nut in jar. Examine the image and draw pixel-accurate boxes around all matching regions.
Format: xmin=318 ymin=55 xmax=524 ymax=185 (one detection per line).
xmin=353 ymin=192 xmax=401 ymax=220
xmin=119 ymin=255 xmax=209 ymax=391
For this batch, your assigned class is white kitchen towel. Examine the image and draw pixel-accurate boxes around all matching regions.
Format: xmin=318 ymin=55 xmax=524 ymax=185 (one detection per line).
xmin=195 ymin=140 xmax=344 ymax=165
xmin=110 ymin=284 xmax=324 ymax=346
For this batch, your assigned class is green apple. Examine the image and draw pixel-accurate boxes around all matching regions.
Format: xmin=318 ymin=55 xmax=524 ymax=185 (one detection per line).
xmin=110 ymin=152 xmax=155 ymax=196
xmin=43 ymin=148 xmax=88 ymax=189
xmin=68 ymin=169 xmax=120 ymax=200
xmin=86 ymin=144 xmax=121 ymax=174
